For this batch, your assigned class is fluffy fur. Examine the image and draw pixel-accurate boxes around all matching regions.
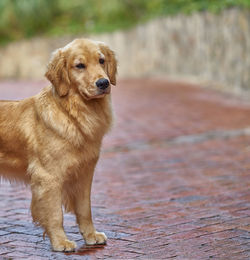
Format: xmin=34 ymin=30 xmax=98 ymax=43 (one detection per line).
xmin=0 ymin=38 xmax=117 ymax=251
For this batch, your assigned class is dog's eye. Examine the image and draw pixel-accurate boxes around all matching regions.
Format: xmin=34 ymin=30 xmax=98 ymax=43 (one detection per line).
xmin=76 ymin=63 xmax=85 ymax=69
xmin=99 ymin=58 xmax=105 ymax=65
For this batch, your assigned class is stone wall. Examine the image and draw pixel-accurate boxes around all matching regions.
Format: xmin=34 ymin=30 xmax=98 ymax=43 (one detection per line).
xmin=0 ymin=8 xmax=249 ymax=94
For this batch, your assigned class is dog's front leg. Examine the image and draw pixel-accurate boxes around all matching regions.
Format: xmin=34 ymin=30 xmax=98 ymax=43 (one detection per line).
xmin=30 ymin=167 xmax=77 ymax=252
xmin=74 ymin=161 xmax=107 ymax=245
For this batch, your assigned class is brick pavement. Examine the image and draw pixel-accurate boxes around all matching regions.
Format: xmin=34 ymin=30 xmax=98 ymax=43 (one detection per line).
xmin=0 ymin=78 xmax=250 ymax=259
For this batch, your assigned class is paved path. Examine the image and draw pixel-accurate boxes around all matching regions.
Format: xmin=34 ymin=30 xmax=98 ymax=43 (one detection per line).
xmin=0 ymin=78 xmax=250 ymax=259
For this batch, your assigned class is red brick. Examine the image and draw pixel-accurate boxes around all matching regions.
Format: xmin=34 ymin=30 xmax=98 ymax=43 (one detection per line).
xmin=0 ymin=79 xmax=250 ymax=259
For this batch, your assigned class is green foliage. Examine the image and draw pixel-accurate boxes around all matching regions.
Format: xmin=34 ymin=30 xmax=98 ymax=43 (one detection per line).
xmin=0 ymin=0 xmax=250 ymax=45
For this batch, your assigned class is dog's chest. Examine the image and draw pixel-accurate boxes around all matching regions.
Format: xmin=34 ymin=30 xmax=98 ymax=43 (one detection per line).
xmin=40 ymin=95 xmax=113 ymax=149
xmin=76 ymin=100 xmax=112 ymax=142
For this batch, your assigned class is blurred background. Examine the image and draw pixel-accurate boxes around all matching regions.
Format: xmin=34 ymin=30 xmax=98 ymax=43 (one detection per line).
xmin=0 ymin=0 xmax=249 ymax=94
xmin=1 ymin=2 xmax=250 ymax=258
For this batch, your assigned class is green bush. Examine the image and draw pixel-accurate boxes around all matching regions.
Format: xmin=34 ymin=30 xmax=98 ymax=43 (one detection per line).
xmin=0 ymin=0 xmax=250 ymax=45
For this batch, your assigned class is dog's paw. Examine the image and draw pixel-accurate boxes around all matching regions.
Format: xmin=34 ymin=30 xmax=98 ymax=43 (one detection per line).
xmin=52 ymin=239 xmax=77 ymax=252
xmin=84 ymin=231 xmax=107 ymax=245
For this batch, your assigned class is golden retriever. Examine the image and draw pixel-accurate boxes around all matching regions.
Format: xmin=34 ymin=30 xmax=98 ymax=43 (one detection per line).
xmin=0 ymin=38 xmax=117 ymax=251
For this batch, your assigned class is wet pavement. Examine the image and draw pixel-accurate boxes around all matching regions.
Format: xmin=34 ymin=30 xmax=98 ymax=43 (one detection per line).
xmin=0 ymin=78 xmax=250 ymax=259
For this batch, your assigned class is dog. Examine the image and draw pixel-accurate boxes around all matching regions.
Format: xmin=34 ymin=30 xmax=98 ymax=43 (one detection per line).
xmin=0 ymin=38 xmax=117 ymax=251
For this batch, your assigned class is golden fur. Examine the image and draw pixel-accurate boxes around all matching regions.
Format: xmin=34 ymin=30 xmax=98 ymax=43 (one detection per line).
xmin=0 ymin=38 xmax=117 ymax=251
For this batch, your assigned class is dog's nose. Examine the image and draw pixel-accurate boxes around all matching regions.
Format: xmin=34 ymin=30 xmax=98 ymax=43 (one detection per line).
xmin=96 ymin=78 xmax=109 ymax=90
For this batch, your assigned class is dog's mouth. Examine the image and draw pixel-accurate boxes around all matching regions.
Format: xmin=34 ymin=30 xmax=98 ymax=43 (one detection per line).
xmin=80 ymin=88 xmax=110 ymax=101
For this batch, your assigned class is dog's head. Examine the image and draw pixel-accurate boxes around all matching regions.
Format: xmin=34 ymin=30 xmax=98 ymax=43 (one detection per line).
xmin=45 ymin=39 xmax=117 ymax=100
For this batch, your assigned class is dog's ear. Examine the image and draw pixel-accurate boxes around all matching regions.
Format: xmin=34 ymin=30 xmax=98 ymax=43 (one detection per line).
xmin=45 ymin=49 xmax=70 ymax=97
xmin=99 ymin=44 xmax=117 ymax=86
